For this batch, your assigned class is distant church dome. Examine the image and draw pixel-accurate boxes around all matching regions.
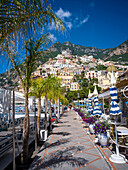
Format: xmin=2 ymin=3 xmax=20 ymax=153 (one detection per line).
xmin=106 ymin=65 xmax=117 ymax=72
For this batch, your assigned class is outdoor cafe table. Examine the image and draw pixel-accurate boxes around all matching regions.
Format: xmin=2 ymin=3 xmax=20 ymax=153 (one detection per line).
xmin=117 ymin=126 xmax=128 ymax=136
xmin=109 ymin=121 xmax=120 ymax=140
xmin=117 ymin=127 xmax=128 ymax=146
xmin=0 ymin=131 xmax=12 ymax=137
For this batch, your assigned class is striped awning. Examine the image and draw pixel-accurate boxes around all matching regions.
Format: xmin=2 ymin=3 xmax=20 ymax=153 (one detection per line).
xmin=92 ymin=96 xmax=102 ymax=116
xmin=110 ymin=86 xmax=117 ymax=102
xmin=109 ymin=86 xmax=121 ymax=115
xmin=88 ymin=98 xmax=93 ymax=113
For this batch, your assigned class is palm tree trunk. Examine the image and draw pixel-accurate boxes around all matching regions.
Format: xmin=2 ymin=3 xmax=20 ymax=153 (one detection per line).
xmin=37 ymin=97 xmax=41 ymax=140
xmin=45 ymin=94 xmax=47 ymax=130
xmin=21 ymin=90 xmax=29 ymax=164
xmin=62 ymin=105 xmax=64 ymax=114
xmin=54 ymin=100 xmax=56 ymax=117
xmin=58 ymin=98 xmax=60 ymax=119
xmin=49 ymin=100 xmax=52 ymax=131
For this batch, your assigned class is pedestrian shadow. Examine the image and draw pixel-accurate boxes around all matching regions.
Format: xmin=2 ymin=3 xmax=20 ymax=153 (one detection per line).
xmin=38 ymin=138 xmax=71 ymax=153
xmin=58 ymin=125 xmax=71 ymax=127
xmin=57 ymin=121 xmax=69 ymax=124
xmin=39 ymin=145 xmax=88 ymax=169
xmin=83 ymin=125 xmax=88 ymax=128
xmin=52 ymin=132 xmax=71 ymax=136
xmin=62 ymin=114 xmax=68 ymax=117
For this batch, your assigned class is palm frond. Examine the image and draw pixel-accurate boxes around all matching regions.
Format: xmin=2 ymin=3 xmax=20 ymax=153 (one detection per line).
xmin=0 ymin=0 xmax=65 ymax=45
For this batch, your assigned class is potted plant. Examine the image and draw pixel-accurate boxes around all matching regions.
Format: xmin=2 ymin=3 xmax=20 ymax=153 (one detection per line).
xmin=78 ymin=111 xmax=85 ymax=117
xmin=93 ymin=121 xmax=110 ymax=146
xmin=84 ymin=117 xmax=96 ymax=134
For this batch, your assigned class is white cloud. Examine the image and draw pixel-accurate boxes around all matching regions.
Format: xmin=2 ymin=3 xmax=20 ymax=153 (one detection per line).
xmin=49 ymin=8 xmax=89 ymax=30
xmin=80 ymin=15 xmax=90 ymax=25
xmin=65 ymin=21 xmax=72 ymax=29
xmin=49 ymin=22 xmax=56 ymax=30
xmin=48 ymin=34 xmax=57 ymax=42
xmin=76 ymin=15 xmax=90 ymax=27
xmin=55 ymin=8 xmax=72 ymax=20
xmin=49 ymin=8 xmax=72 ymax=30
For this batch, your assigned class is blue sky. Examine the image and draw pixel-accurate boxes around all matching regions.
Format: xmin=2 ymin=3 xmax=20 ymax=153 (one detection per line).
xmin=1 ymin=0 xmax=128 ymax=73
xmin=49 ymin=0 xmax=128 ymax=48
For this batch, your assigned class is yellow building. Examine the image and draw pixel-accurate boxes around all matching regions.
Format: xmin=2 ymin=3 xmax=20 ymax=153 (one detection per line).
xmin=70 ymin=82 xmax=80 ymax=91
xmin=58 ymin=75 xmax=73 ymax=84
xmin=58 ymin=67 xmax=74 ymax=76
xmin=98 ymin=65 xmax=118 ymax=90
xmin=57 ymin=67 xmax=74 ymax=85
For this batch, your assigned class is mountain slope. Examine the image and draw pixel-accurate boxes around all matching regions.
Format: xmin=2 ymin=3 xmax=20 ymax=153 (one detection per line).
xmin=0 ymin=40 xmax=128 ymax=87
xmin=104 ymin=40 xmax=128 ymax=61
xmin=46 ymin=40 xmax=128 ymax=61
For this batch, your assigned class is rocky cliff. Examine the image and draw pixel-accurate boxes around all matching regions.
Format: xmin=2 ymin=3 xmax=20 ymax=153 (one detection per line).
xmin=48 ymin=40 xmax=128 ymax=61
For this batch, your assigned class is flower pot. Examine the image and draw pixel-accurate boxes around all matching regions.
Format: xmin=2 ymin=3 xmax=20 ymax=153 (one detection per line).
xmin=97 ymin=133 xmax=101 ymax=141
xmin=89 ymin=124 xmax=95 ymax=134
xmin=107 ymin=131 xmax=110 ymax=138
xmin=99 ymin=133 xmax=108 ymax=146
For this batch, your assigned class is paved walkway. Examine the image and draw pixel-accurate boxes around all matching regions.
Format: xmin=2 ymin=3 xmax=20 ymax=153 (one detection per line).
xmin=29 ymin=110 xmax=128 ymax=170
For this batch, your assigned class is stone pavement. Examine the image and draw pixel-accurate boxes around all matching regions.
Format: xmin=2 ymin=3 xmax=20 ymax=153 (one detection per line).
xmin=29 ymin=110 xmax=128 ymax=170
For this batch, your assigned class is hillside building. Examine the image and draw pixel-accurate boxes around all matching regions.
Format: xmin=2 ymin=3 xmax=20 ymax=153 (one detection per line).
xmin=70 ymin=82 xmax=80 ymax=91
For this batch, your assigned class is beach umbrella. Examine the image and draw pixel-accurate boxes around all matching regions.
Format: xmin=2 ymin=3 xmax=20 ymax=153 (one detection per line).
xmin=92 ymin=96 xmax=102 ymax=117
xmin=88 ymin=90 xmax=93 ymax=114
xmin=109 ymin=72 xmax=126 ymax=163
xmin=92 ymin=85 xmax=102 ymax=117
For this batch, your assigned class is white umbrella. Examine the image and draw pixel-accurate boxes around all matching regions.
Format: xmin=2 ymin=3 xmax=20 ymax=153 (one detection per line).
xmin=92 ymin=96 xmax=102 ymax=117
xmin=92 ymin=84 xmax=102 ymax=117
xmin=88 ymin=90 xmax=93 ymax=114
xmin=109 ymin=72 xmax=126 ymax=163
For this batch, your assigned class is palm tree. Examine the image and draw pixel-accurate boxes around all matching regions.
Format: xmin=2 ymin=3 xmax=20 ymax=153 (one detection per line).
xmin=0 ymin=0 xmax=65 ymax=164
xmin=29 ymin=78 xmax=44 ymax=141
xmin=47 ymin=76 xmax=61 ymax=130
xmin=20 ymin=35 xmax=50 ymax=164
xmin=3 ymin=35 xmax=50 ymax=163
xmin=52 ymin=79 xmax=62 ymax=120
xmin=59 ymin=87 xmax=69 ymax=114
xmin=42 ymin=76 xmax=55 ymax=130
xmin=0 ymin=0 xmax=65 ymax=45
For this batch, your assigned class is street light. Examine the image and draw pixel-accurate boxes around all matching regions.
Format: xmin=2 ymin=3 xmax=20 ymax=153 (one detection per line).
xmin=33 ymin=96 xmax=37 ymax=151
xmin=77 ymin=92 xmax=79 ymax=108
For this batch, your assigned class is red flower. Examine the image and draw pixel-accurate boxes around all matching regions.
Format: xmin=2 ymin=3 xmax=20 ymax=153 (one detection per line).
xmin=52 ymin=118 xmax=55 ymax=122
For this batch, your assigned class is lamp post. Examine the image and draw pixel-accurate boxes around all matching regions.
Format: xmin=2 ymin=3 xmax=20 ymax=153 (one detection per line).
xmin=33 ymin=96 xmax=37 ymax=151
xmin=109 ymin=72 xmax=126 ymax=164
xmin=12 ymin=87 xmax=15 ymax=170
xmin=77 ymin=92 xmax=79 ymax=108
